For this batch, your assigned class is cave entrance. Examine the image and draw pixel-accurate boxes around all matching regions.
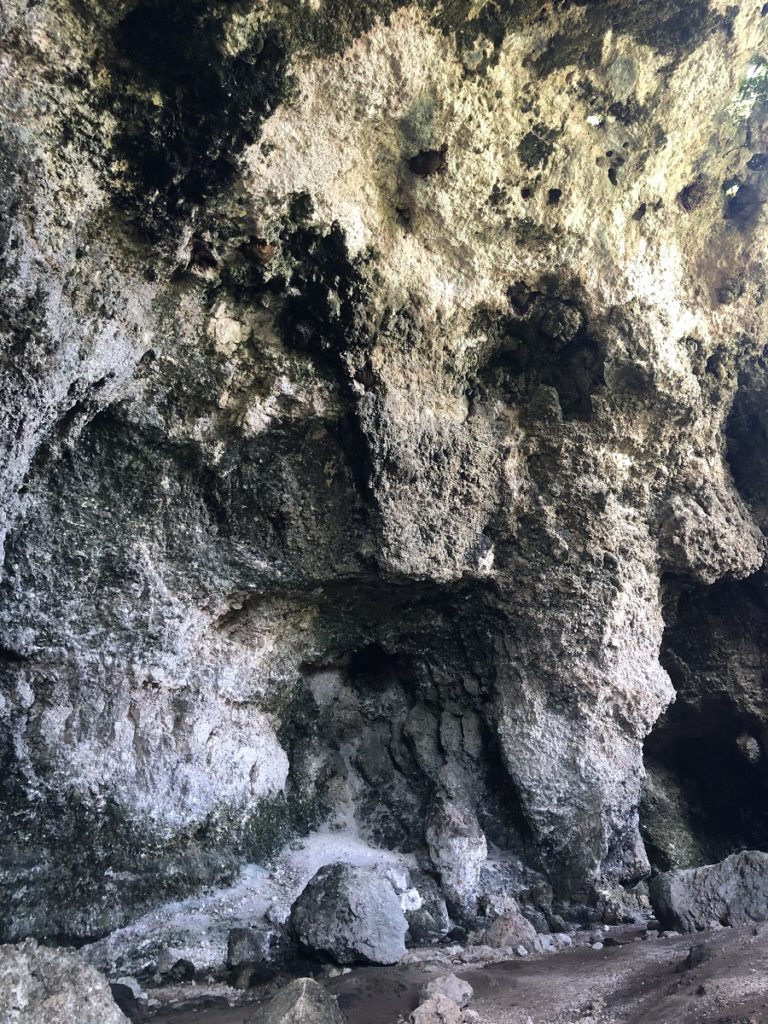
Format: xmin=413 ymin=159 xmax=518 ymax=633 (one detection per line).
xmin=641 ymin=573 xmax=768 ymax=871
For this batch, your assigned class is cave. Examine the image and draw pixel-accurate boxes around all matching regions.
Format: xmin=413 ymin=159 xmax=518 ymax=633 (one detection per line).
xmin=2 ymin=0 xmax=768 ymax=1020
xmin=643 ymin=573 xmax=768 ymax=871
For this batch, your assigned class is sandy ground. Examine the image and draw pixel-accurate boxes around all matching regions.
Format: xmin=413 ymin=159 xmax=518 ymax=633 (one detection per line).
xmin=147 ymin=923 xmax=768 ymax=1024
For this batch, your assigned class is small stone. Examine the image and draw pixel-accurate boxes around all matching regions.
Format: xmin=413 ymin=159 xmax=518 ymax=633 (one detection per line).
xmin=228 ymin=926 xmax=270 ymax=966
xmin=410 ymin=993 xmax=462 ymax=1024
xmin=484 ymin=902 xmax=538 ymax=950
xmin=166 ymin=958 xmax=195 ymax=982
xmin=420 ymin=974 xmax=474 ymax=1009
xmin=516 ymin=945 xmax=528 ymax=956
xmin=114 ymin=977 xmax=144 ymax=1000
xmin=109 ymin=982 xmax=142 ymax=1017
xmin=591 ymin=942 xmax=604 ymax=950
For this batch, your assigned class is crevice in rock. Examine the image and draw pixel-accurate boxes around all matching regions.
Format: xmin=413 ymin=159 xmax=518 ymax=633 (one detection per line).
xmin=726 ymin=368 xmax=768 ymax=532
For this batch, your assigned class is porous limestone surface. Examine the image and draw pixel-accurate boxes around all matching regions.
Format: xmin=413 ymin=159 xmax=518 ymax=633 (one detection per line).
xmin=0 ymin=0 xmax=767 ymax=957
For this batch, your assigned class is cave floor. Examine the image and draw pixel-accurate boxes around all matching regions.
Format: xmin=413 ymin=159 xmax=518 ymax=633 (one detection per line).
xmin=148 ymin=922 xmax=768 ymax=1024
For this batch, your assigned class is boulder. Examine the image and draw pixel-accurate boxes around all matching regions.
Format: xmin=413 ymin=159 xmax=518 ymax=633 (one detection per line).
xmin=109 ymin=976 xmax=146 ymax=1017
xmin=483 ymin=901 xmax=539 ymax=950
xmin=0 ymin=939 xmax=128 ymax=1024
xmin=252 ymin=977 xmax=344 ymax=1024
xmin=650 ymin=850 xmax=768 ymax=932
xmin=420 ymin=974 xmax=473 ymax=1008
xmin=289 ymin=863 xmax=408 ymax=965
xmin=410 ymin=993 xmax=462 ymax=1024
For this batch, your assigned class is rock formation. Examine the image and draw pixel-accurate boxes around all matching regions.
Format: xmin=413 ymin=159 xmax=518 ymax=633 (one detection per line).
xmin=255 ymin=977 xmax=345 ymax=1024
xmin=650 ymin=850 xmax=768 ymax=931
xmin=0 ymin=939 xmax=129 ymax=1024
xmin=0 ymin=0 xmax=767 ymax=965
xmin=289 ymin=863 xmax=408 ymax=964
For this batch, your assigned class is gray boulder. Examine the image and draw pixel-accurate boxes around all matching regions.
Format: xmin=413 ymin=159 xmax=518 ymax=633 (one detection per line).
xmin=289 ymin=863 xmax=407 ymax=965
xmin=0 ymin=939 xmax=128 ymax=1024
xmin=650 ymin=850 xmax=768 ymax=931
xmin=420 ymin=974 xmax=473 ymax=1008
xmin=410 ymin=993 xmax=462 ymax=1024
xmin=483 ymin=901 xmax=539 ymax=950
xmin=252 ymin=977 xmax=344 ymax=1024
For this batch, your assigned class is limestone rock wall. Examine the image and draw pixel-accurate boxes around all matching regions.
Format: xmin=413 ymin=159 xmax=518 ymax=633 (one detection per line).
xmin=0 ymin=0 xmax=767 ymax=942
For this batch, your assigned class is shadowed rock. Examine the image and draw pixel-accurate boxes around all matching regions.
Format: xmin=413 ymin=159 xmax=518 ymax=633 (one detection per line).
xmin=650 ymin=851 xmax=768 ymax=932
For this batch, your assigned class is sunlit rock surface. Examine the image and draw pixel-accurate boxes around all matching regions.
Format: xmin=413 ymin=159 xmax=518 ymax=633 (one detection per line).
xmin=0 ymin=0 xmax=766 ymax=951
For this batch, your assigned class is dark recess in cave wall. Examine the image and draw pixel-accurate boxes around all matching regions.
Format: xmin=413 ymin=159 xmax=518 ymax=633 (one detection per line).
xmin=643 ymin=573 xmax=768 ymax=872
xmin=108 ymin=0 xmax=289 ymax=235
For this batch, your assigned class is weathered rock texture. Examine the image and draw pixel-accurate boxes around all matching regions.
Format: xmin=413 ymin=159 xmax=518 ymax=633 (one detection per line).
xmin=0 ymin=939 xmax=129 ymax=1024
xmin=0 ymin=0 xmax=767 ymax=949
xmin=290 ymin=863 xmax=408 ymax=965
xmin=254 ymin=977 xmax=345 ymax=1024
xmin=650 ymin=850 xmax=768 ymax=932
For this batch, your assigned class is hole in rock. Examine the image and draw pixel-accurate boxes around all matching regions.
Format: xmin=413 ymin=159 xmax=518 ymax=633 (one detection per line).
xmin=677 ymin=177 xmax=708 ymax=211
xmin=474 ymin=295 xmax=604 ymax=421
xmin=726 ymin=373 xmax=768 ymax=530
xmin=642 ymin=574 xmax=768 ymax=871
xmin=724 ymin=180 xmax=762 ymax=230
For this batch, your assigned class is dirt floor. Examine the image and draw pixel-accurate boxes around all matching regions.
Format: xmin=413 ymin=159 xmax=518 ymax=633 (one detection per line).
xmin=148 ymin=923 xmax=768 ymax=1024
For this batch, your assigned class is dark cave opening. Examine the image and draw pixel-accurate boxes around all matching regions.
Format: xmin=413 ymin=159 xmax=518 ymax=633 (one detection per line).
xmin=725 ymin=371 xmax=768 ymax=531
xmin=642 ymin=573 xmax=768 ymax=871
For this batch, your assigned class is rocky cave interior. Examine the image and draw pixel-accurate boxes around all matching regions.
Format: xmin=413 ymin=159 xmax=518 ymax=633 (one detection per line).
xmin=1 ymin=0 xmax=768 ymax=1021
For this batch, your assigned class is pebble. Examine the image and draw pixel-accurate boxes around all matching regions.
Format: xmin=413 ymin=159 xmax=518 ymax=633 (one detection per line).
xmin=591 ymin=942 xmax=604 ymax=950
xmin=114 ymin=977 xmax=145 ymax=1001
